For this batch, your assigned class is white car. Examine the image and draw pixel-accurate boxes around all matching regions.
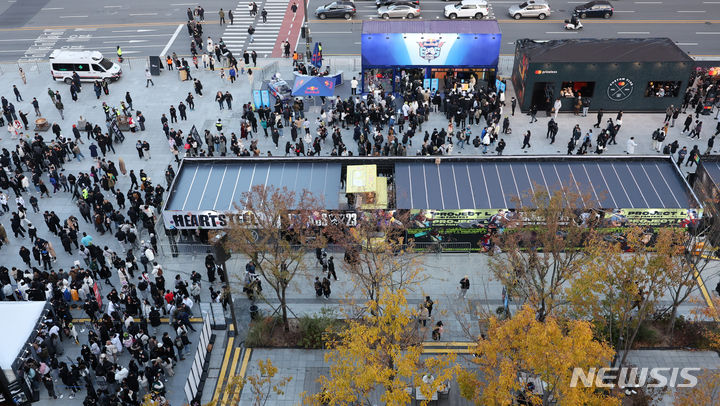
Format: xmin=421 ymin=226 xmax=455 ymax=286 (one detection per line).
xmin=509 ymin=0 xmax=551 ymax=20
xmin=444 ymin=0 xmax=489 ymax=19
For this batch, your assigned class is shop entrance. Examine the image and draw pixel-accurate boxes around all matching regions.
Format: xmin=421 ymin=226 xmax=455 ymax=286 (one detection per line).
xmin=430 ymin=68 xmax=495 ymax=93
xmin=531 ymin=82 xmax=555 ymax=111
xmin=363 ymin=68 xmax=393 ymax=95
xmin=397 ymin=68 xmax=425 ymax=95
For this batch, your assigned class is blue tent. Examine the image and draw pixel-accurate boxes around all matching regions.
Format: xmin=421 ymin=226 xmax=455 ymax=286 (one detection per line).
xmin=311 ymin=42 xmax=322 ymax=68
xmin=291 ymin=74 xmax=336 ymax=97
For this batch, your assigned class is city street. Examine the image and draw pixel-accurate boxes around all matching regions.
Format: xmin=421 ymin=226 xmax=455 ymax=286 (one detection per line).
xmin=1 ymin=1 xmax=720 ymax=62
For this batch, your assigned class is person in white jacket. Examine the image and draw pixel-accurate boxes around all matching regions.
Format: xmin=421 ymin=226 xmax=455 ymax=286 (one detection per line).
xmin=626 ymin=137 xmax=638 ymax=154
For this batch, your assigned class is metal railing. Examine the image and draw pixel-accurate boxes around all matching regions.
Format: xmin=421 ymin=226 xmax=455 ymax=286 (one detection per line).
xmin=159 ymin=240 xmax=473 ymax=257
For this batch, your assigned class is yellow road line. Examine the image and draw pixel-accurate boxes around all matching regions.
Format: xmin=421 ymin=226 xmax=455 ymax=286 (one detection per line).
xmin=422 ymin=341 xmax=473 ymax=347
xmin=230 ymin=348 xmax=253 ymax=404
xmin=422 ymin=348 xmax=474 ymax=354
xmin=212 ymin=336 xmax=235 ymax=402
xmin=692 ymin=263 xmax=719 ymax=322
xmin=219 ymin=347 xmax=243 ymax=406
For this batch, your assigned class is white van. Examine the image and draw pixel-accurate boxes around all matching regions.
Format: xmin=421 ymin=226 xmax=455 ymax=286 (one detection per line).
xmin=444 ymin=0 xmax=489 ymax=19
xmin=49 ymin=50 xmax=122 ymax=84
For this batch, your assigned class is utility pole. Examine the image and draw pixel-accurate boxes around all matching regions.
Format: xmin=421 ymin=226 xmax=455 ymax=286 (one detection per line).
xmin=300 ymin=0 xmax=311 ymax=62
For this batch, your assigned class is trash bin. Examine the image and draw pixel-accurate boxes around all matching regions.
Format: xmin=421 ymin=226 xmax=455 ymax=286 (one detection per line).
xmin=149 ymin=55 xmax=162 ymax=76
xmin=249 ymin=305 xmax=260 ymax=320
xmin=179 ymin=68 xmax=188 ymax=81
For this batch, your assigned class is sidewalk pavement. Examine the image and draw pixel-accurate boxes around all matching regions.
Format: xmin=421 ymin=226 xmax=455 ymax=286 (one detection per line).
xmin=3 ymin=56 xmax=719 ymax=404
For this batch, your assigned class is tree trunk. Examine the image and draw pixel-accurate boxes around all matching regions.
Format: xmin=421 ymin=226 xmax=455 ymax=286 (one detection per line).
xmin=281 ymin=287 xmax=289 ymax=331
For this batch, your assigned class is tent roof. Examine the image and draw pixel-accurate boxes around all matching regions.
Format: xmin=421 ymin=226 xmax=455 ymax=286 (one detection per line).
xmin=516 ymin=38 xmax=693 ymax=63
xmin=394 ymin=157 xmax=700 ymax=210
xmin=165 ymin=160 xmax=342 ymax=211
xmin=0 ymin=301 xmax=47 ymax=369
xmin=362 ymin=20 xmax=500 ymax=35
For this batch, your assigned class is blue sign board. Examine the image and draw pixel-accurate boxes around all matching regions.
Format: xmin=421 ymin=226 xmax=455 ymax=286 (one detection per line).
xmin=496 ymin=79 xmax=506 ymax=93
xmin=423 ymin=79 xmax=439 ymax=91
xmin=253 ymin=90 xmax=263 ymax=108
xmin=362 ymin=33 xmax=501 ymax=67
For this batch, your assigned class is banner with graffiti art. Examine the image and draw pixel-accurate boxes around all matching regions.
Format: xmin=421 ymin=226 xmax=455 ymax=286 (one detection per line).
xmin=361 ymin=33 xmax=501 ymax=67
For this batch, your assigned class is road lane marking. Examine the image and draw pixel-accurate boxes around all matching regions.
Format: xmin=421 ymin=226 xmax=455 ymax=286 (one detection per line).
xmin=614 ymin=10 xmax=636 ymax=13
xmin=160 ymin=23 xmax=183 ymax=57
xmin=59 ymin=16 xmax=88 ymax=18
xmin=696 ymin=31 xmax=720 ymax=34
xmin=104 ymin=5 xmax=122 ymax=7
xmin=41 ymin=7 xmax=64 ymax=10
xmin=676 ymin=43 xmax=699 ymax=45
xmin=634 ymin=1 xmax=662 ymax=3
xmin=545 ymin=31 xmax=578 ymax=34
xmin=618 ymin=31 xmax=650 ymax=34
xmin=130 ymin=13 xmax=159 ymax=16
xmin=678 ymin=10 xmax=706 ymax=13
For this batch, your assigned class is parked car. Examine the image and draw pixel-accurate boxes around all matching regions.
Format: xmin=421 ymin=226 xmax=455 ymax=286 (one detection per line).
xmin=574 ymin=0 xmax=613 ymax=18
xmin=508 ymin=0 xmax=551 ymax=20
xmin=378 ymin=4 xmax=421 ymax=18
xmin=444 ymin=0 xmax=488 ymax=19
xmin=315 ymin=1 xmax=356 ymax=19
xmin=376 ymin=0 xmax=419 ymax=8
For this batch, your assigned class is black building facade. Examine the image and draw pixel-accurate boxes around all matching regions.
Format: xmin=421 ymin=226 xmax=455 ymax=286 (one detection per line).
xmin=511 ymin=38 xmax=694 ymax=113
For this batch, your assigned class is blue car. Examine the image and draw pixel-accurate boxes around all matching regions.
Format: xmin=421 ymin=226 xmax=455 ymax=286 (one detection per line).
xmin=267 ymin=79 xmax=292 ymax=102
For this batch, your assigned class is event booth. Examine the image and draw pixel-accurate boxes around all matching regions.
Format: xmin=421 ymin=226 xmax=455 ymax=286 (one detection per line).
xmin=511 ymin=38 xmax=694 ymax=113
xmin=0 ymin=301 xmax=51 ymax=405
xmin=361 ymin=20 xmax=501 ymax=94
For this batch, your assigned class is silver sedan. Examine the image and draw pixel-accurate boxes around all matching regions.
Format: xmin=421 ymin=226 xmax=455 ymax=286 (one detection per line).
xmin=377 ymin=4 xmax=421 ymax=19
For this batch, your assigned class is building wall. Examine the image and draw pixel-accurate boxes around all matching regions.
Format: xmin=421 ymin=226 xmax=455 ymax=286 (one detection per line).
xmin=513 ymin=60 xmax=692 ymax=112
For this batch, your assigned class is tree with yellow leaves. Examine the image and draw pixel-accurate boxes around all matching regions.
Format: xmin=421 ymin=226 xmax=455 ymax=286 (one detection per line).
xmin=225 ymin=184 xmax=324 ymax=332
xmin=303 ymin=289 xmax=455 ymax=406
xmin=458 ymin=304 xmax=618 ymax=406
xmin=213 ymin=358 xmax=292 ymax=406
xmin=325 ymin=210 xmax=426 ymax=304
xmin=567 ymin=227 xmax=686 ymax=366
xmin=673 ymin=369 xmax=720 ymax=406
xmin=488 ymin=187 xmax=600 ymax=322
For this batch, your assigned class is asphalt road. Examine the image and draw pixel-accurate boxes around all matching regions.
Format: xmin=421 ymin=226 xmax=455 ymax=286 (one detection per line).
xmin=0 ymin=0 xmax=232 ymax=62
xmin=0 ymin=0 xmax=720 ymax=62
xmin=305 ymin=0 xmax=720 ymax=57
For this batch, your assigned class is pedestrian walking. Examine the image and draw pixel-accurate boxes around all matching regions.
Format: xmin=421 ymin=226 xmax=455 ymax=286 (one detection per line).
xmin=55 ymin=100 xmax=64 ymax=120
xmin=677 ymin=146 xmax=688 ymax=165
xmin=229 ymin=9 xmax=234 ymax=24
xmin=459 ymin=276 xmax=470 ymax=298
xmin=552 ymin=98 xmax=561 ymax=120
xmin=529 ymin=104 xmax=538 ymax=123
xmin=31 ymin=97 xmax=40 ymax=116
xmin=145 ymin=69 xmax=154 ymax=87
xmin=321 ymin=277 xmax=331 ymax=299
xmin=706 ymin=135 xmax=715 ymax=155
xmin=248 ymin=25 xmax=255 ymax=43
xmin=424 ymin=296 xmax=434 ymax=317
xmin=521 ymin=130 xmax=531 ymax=149
xmin=219 ymin=8 xmax=225 ymax=25
xmin=13 ymin=85 xmax=22 ymax=102
xmin=432 ymin=321 xmax=444 ymax=341
xmin=626 ymin=137 xmax=637 ymax=154
xmin=18 ymin=67 xmax=26 ymax=84
xmin=251 ymin=50 xmax=257 ymax=67
xmin=261 ymin=8 xmax=267 ymax=23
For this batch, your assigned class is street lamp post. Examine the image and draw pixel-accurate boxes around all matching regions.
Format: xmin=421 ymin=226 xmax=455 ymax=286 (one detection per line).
xmin=301 ymin=0 xmax=312 ymax=62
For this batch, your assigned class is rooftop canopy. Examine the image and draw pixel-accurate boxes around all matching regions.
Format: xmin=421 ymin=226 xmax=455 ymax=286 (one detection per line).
xmin=394 ymin=156 xmax=700 ymax=210
xmin=165 ymin=160 xmax=342 ymax=211
xmin=515 ymin=38 xmax=693 ymax=64
xmin=362 ymin=20 xmax=501 ymax=35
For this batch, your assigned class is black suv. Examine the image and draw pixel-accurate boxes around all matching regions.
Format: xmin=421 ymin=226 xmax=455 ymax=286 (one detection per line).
xmin=574 ymin=0 xmax=613 ymax=18
xmin=315 ymin=1 xmax=357 ymax=19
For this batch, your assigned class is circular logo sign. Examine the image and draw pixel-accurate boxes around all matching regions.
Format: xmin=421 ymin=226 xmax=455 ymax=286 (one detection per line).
xmin=607 ymin=78 xmax=634 ymax=102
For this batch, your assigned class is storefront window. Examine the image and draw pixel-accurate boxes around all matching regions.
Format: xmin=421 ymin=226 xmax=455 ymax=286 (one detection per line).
xmin=363 ymin=69 xmax=393 ymax=95
xmin=644 ymin=81 xmax=682 ymax=98
xmin=560 ymin=81 xmax=595 ymax=98
xmin=430 ymin=68 xmax=494 ymax=93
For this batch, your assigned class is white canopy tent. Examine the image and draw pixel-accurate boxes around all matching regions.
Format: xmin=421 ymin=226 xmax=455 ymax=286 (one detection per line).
xmin=0 ymin=302 xmax=47 ymax=372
